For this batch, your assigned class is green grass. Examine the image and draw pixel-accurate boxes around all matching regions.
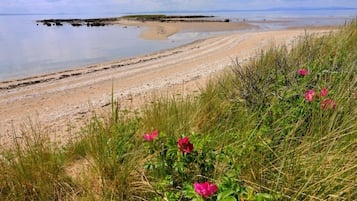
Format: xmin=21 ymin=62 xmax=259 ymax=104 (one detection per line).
xmin=0 ymin=20 xmax=356 ymax=200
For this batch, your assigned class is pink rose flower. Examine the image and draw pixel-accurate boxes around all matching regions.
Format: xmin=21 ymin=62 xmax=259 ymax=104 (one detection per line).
xmin=177 ymin=137 xmax=193 ymax=153
xmin=304 ymin=89 xmax=315 ymax=102
xmin=194 ymin=182 xmax=218 ymax=198
xmin=321 ymin=99 xmax=336 ymax=109
xmin=143 ymin=130 xmax=159 ymax=141
xmin=298 ymin=69 xmax=308 ymax=76
xmin=319 ymin=87 xmax=328 ymax=97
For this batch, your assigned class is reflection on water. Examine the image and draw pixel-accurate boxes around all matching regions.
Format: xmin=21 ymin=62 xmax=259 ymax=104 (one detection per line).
xmin=0 ymin=14 xmax=195 ymax=80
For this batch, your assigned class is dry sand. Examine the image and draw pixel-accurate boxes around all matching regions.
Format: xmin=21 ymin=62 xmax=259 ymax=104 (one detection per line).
xmin=0 ymin=22 xmax=336 ymax=148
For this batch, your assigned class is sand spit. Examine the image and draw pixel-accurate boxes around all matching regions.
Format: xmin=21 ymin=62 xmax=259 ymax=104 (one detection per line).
xmin=37 ymin=15 xmax=259 ymax=40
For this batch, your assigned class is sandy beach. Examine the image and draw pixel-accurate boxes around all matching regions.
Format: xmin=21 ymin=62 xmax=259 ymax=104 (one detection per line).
xmin=0 ymin=21 xmax=336 ymax=148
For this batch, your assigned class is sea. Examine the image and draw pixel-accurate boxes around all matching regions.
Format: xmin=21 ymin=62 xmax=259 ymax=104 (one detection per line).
xmin=0 ymin=8 xmax=356 ymax=81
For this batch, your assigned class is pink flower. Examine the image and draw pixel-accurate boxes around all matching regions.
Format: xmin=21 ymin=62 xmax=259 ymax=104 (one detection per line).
xmin=298 ymin=69 xmax=308 ymax=76
xmin=319 ymin=87 xmax=328 ymax=97
xmin=177 ymin=137 xmax=193 ymax=153
xmin=194 ymin=182 xmax=218 ymax=198
xmin=321 ymin=99 xmax=336 ymax=110
xmin=143 ymin=130 xmax=158 ymax=141
xmin=304 ymin=89 xmax=315 ymax=102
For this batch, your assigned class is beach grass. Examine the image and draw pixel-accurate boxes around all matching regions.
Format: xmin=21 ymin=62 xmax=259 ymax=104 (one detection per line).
xmin=0 ymin=20 xmax=356 ymax=200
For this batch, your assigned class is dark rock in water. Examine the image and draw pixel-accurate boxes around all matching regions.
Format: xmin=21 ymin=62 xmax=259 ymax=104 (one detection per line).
xmin=36 ymin=15 xmax=224 ymax=28
xmin=71 ymin=23 xmax=82 ymax=27
xmin=89 ymin=22 xmax=106 ymax=26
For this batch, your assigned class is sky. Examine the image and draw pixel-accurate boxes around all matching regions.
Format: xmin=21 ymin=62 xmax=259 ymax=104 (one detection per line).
xmin=0 ymin=0 xmax=356 ymax=14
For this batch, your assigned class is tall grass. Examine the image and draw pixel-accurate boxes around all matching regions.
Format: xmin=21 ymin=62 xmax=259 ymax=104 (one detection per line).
xmin=224 ymin=20 xmax=356 ymax=200
xmin=0 ymin=122 xmax=80 ymax=200
xmin=0 ymin=20 xmax=356 ymax=200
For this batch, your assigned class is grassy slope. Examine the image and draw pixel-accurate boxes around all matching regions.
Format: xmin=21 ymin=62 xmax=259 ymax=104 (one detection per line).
xmin=0 ymin=21 xmax=356 ymax=200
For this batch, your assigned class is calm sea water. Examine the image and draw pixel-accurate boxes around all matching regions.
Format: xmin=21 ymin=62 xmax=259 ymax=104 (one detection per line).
xmin=0 ymin=9 xmax=356 ymax=81
xmin=0 ymin=14 xmax=198 ymax=81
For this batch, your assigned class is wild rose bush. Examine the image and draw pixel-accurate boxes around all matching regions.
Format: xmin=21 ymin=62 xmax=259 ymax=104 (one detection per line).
xmin=143 ymin=130 xmax=159 ymax=141
xmin=193 ymin=182 xmax=218 ymax=198
xmin=141 ymin=63 xmax=342 ymax=200
xmin=143 ymin=132 xmax=219 ymax=200
xmin=226 ymin=26 xmax=356 ymax=199
xmin=177 ymin=137 xmax=194 ymax=154
xmin=298 ymin=68 xmax=308 ymax=76
xmin=248 ymin=56 xmax=340 ymax=139
xmin=142 ymin=130 xmax=277 ymax=200
xmin=138 ymin=23 xmax=356 ymax=200
xmin=304 ymin=89 xmax=315 ymax=102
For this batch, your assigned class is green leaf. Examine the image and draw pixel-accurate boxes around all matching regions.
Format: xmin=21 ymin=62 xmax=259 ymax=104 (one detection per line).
xmin=217 ymin=190 xmax=235 ymax=200
xmin=182 ymin=183 xmax=196 ymax=199
xmin=255 ymin=193 xmax=274 ymax=201
xmin=219 ymin=196 xmax=237 ymax=201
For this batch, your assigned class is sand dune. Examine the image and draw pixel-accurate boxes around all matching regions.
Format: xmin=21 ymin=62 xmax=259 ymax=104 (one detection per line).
xmin=0 ymin=27 xmax=334 ymax=148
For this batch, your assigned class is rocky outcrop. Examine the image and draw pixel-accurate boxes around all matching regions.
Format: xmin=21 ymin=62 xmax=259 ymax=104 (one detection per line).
xmin=36 ymin=15 xmax=229 ymax=27
xmin=37 ymin=17 xmax=120 ymax=27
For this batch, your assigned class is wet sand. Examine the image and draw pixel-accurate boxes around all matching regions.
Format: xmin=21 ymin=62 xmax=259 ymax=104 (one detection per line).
xmin=0 ymin=22 xmax=336 ymax=148
xmin=116 ymin=20 xmax=258 ymax=40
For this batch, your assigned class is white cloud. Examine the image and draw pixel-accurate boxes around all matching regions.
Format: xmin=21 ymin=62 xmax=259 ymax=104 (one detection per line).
xmin=112 ymin=0 xmax=357 ymax=12
xmin=0 ymin=0 xmax=356 ymax=14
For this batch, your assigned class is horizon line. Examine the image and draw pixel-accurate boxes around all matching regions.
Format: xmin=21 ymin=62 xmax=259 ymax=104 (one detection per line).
xmin=1 ymin=6 xmax=356 ymax=16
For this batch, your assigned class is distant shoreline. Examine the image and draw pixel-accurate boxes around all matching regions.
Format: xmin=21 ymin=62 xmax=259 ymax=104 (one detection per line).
xmin=1 ymin=14 xmax=347 ymax=82
xmin=1 ymin=15 xmax=343 ymax=84
xmin=36 ymin=14 xmax=261 ymax=41
xmin=36 ymin=15 xmax=224 ymax=27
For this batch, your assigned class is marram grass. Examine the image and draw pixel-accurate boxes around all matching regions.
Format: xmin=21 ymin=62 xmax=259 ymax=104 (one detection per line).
xmin=0 ymin=20 xmax=356 ymax=200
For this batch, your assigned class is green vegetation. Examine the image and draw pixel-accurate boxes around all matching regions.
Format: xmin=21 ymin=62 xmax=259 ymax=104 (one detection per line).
xmin=121 ymin=14 xmax=167 ymax=21
xmin=121 ymin=14 xmax=215 ymax=22
xmin=1 ymin=20 xmax=356 ymax=200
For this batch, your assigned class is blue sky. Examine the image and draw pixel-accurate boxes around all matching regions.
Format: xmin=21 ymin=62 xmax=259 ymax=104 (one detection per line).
xmin=0 ymin=0 xmax=356 ymax=14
